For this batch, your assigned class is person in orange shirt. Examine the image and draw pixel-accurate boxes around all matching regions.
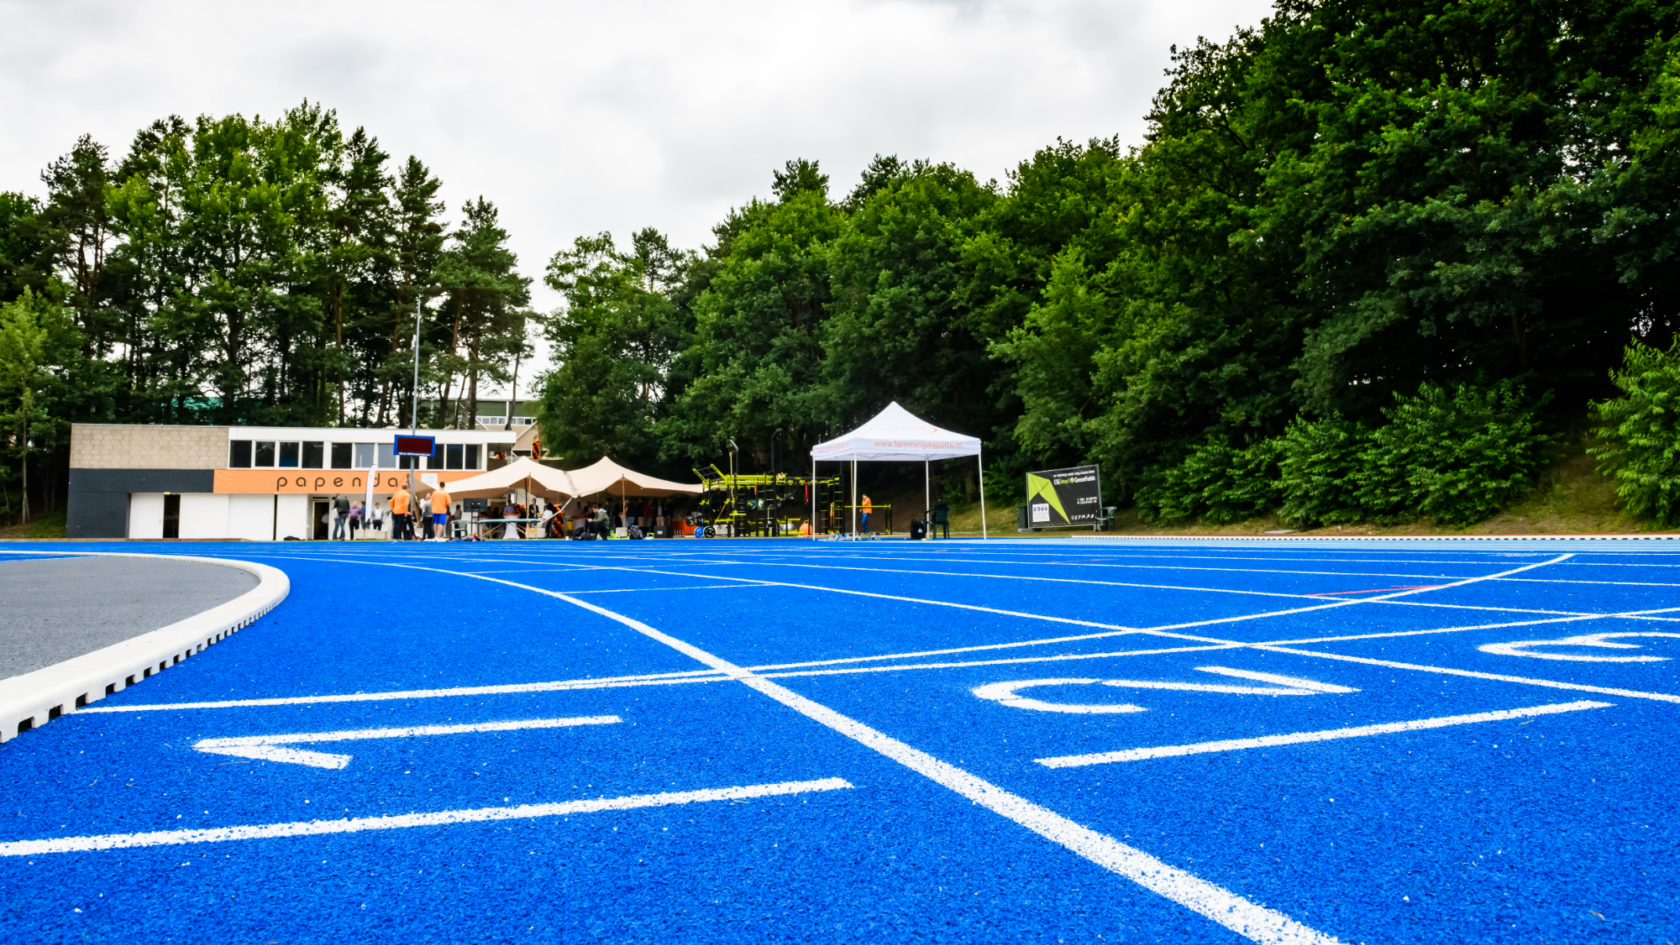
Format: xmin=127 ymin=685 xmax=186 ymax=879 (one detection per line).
xmin=428 ymin=485 xmax=452 ymax=541
xmin=389 ymin=484 xmax=412 ymax=541
xmin=860 ymin=494 xmax=872 ymax=535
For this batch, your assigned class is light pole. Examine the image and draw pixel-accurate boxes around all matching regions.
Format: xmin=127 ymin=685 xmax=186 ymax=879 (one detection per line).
xmin=727 ymin=437 xmax=738 ymax=538
xmin=408 ymin=297 xmax=422 ymax=530
xmin=770 ymin=428 xmax=784 ymax=536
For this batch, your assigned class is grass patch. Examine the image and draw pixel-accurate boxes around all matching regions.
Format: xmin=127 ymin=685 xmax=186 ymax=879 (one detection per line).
xmin=0 ymin=509 xmax=68 ymax=540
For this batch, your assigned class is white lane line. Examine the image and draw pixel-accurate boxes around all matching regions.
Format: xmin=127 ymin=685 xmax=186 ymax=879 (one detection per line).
xmin=193 ymin=715 xmax=620 ymax=769
xmin=697 ymin=553 xmax=1470 ymax=583
xmin=1253 ymin=645 xmax=1680 ymax=704
xmin=0 ymin=778 xmax=853 ymax=857
xmin=568 ymin=585 xmax=756 ymax=595
xmin=759 ymin=645 xmax=1245 ymax=680
xmin=370 ymin=562 xmax=1342 ymax=945
xmin=1037 ymin=700 xmax=1612 ymax=768
xmin=81 ymin=668 xmax=725 ymax=713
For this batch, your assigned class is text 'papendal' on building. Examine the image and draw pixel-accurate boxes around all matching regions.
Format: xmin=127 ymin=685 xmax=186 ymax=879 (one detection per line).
xmin=67 ymin=411 xmax=540 ymax=540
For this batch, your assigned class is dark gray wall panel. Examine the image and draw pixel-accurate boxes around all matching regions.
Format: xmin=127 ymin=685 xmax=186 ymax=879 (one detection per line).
xmin=67 ymin=469 xmax=215 ymax=539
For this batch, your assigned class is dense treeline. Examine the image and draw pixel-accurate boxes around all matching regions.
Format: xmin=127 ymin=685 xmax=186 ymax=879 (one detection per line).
xmin=7 ymin=0 xmax=1680 ymax=527
xmin=0 ymin=103 xmax=530 ymax=520
xmin=543 ymin=0 xmax=1680 ymax=524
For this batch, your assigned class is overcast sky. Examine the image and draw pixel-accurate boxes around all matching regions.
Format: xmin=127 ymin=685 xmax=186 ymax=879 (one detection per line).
xmin=0 ymin=0 xmax=1273 ymax=397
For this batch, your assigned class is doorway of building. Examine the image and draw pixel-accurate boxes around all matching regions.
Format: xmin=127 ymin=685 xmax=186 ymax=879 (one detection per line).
xmin=162 ymin=494 xmax=181 ymax=539
xmin=312 ymin=499 xmax=330 ymax=540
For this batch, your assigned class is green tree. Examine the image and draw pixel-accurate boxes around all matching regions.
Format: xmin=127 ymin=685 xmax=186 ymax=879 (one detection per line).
xmin=823 ymin=161 xmax=1002 ymax=444
xmin=436 ymin=197 xmax=531 ymax=427
xmin=0 ymin=192 xmax=51 ymax=303
xmin=538 ymin=229 xmax=691 ymax=467
xmin=661 ymin=160 xmax=845 ymax=467
xmin=0 ymin=289 xmax=49 ymax=521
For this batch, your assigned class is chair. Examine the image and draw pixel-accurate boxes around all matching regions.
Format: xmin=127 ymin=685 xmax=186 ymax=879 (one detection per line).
xmin=930 ymin=506 xmax=950 ymax=539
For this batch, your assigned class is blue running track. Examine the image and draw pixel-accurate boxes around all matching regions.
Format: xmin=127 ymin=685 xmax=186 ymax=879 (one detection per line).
xmin=2 ymin=538 xmax=1677 ymax=943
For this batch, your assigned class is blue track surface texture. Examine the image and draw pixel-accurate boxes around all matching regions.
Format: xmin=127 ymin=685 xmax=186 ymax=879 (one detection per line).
xmin=2 ymin=538 xmax=1676 ymax=943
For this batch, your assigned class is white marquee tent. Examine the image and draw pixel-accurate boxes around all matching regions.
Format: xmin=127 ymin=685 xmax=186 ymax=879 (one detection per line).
xmin=809 ymin=401 xmax=986 ymax=539
xmin=567 ymin=456 xmax=704 ymax=499
xmin=434 ymin=457 xmax=581 ymax=501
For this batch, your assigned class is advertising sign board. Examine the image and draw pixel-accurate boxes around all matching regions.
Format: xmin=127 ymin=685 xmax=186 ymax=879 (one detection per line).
xmin=1025 ymin=465 xmax=1102 ymax=528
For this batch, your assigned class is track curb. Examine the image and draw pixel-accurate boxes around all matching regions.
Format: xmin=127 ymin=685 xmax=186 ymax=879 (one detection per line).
xmin=0 ymin=553 xmax=289 ymax=743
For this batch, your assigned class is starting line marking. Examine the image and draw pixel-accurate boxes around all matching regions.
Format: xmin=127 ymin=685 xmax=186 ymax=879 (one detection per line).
xmin=193 ymin=716 xmax=620 ymax=769
xmin=1037 ymin=700 xmax=1613 ymax=768
xmin=0 ymin=778 xmax=853 ymax=857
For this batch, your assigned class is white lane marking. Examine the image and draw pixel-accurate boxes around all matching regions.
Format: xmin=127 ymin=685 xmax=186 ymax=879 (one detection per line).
xmin=362 ymin=564 xmax=1342 ymax=945
xmin=194 ymin=716 xmax=619 ymax=769
xmin=82 ymin=670 xmax=724 ymax=713
xmin=0 ymin=778 xmax=852 ymax=857
xmin=1192 ymin=666 xmax=1358 ymax=693
xmin=971 ymin=679 xmax=1148 ymax=714
xmin=1479 ymin=632 xmax=1680 ymax=662
xmin=1255 ymin=645 xmax=1680 ymax=704
xmin=246 ymin=551 xmax=1574 ymax=652
xmin=568 ymin=585 xmax=755 ymax=595
xmin=1037 ymin=701 xmax=1612 ymax=768
xmin=972 ymin=669 xmax=1355 ymax=713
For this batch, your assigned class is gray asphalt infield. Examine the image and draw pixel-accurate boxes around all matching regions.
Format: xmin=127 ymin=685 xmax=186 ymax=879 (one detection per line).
xmin=0 ymin=556 xmax=259 ymax=680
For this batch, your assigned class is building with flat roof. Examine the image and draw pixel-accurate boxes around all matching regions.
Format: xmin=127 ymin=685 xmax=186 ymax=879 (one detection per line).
xmin=67 ymin=424 xmax=522 ymax=540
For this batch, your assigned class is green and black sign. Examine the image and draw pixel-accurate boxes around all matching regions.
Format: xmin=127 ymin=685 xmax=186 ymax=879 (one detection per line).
xmin=1025 ymin=465 xmax=1102 ymax=527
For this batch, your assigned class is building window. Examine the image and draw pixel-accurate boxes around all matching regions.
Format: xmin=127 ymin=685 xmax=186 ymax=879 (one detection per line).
xmin=445 ymin=443 xmax=463 ymax=469
xmin=279 ymin=442 xmax=301 ymax=468
xmin=427 ymin=447 xmax=445 ymax=470
xmin=255 ymin=441 xmax=276 ymax=467
xmin=302 ymin=441 xmax=324 ymax=469
xmin=377 ymin=443 xmax=396 ymax=468
xmin=331 ymin=442 xmax=353 ymax=469
xmin=229 ymin=441 xmax=252 ymax=468
xmin=399 ymin=455 xmax=419 ymax=470
xmin=466 ymin=444 xmax=481 ymax=469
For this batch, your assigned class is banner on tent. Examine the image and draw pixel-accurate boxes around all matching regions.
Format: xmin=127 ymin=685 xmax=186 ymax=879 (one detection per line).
xmin=1025 ymin=465 xmax=1102 ymax=527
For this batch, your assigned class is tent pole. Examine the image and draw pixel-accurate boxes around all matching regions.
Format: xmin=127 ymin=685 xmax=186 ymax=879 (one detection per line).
xmin=811 ymin=457 xmax=817 ymax=540
xmin=978 ymin=451 xmax=988 ymax=540
xmin=924 ymin=459 xmax=930 ymax=528
xmin=851 ymin=459 xmax=857 ymax=539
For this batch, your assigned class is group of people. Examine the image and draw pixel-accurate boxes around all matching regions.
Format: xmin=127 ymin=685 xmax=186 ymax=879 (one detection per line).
xmin=325 ymin=496 xmax=385 ymax=540
xmin=314 ymin=488 xmax=676 ymax=541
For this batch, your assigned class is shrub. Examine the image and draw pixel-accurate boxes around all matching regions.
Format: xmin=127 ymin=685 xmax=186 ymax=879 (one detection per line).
xmin=1591 ymin=339 xmax=1680 ymax=527
xmin=1138 ymin=381 xmax=1552 ymax=529
xmin=1362 ymin=381 xmax=1553 ymax=527
xmin=1276 ymin=416 xmax=1370 ymax=527
xmin=1136 ymin=436 xmax=1282 ymax=524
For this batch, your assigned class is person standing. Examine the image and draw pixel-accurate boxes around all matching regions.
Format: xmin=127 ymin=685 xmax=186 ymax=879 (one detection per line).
xmin=390 ymin=484 xmax=412 ymax=541
xmin=348 ymin=501 xmax=362 ymax=540
xmin=860 ymin=493 xmax=872 ymax=535
xmin=332 ymin=495 xmax=350 ymax=540
xmin=540 ymin=502 xmax=555 ymax=539
xmin=429 ymin=485 xmax=453 ymax=542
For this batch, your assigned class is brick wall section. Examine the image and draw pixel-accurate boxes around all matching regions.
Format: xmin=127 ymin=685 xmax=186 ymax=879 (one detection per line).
xmin=70 ymin=424 xmax=228 ymax=470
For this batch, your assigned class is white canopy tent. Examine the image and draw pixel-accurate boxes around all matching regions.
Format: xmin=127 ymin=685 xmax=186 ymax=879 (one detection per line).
xmin=809 ymin=401 xmax=986 ymax=539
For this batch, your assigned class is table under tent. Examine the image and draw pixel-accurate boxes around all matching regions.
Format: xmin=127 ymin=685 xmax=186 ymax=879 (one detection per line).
xmin=809 ymin=401 xmax=987 ymax=540
xmin=565 ymin=457 xmax=703 ymax=537
xmin=429 ymin=457 xmax=580 ymax=538
xmin=440 ymin=456 xmax=702 ymax=538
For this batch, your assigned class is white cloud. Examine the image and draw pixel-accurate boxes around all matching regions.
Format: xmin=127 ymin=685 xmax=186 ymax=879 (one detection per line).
xmin=0 ymin=0 xmax=1273 ymax=394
